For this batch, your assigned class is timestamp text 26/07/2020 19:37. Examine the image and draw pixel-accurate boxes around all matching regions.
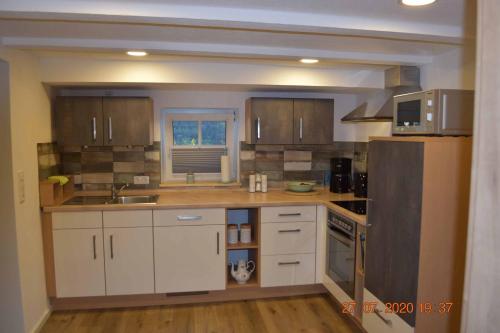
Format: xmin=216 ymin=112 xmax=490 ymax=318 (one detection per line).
xmin=342 ymin=301 xmax=454 ymax=315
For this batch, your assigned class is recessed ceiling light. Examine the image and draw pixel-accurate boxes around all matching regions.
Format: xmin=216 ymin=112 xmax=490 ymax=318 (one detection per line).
xmin=300 ymin=58 xmax=319 ymax=64
xmin=127 ymin=51 xmax=148 ymax=57
xmin=400 ymin=0 xmax=436 ymax=6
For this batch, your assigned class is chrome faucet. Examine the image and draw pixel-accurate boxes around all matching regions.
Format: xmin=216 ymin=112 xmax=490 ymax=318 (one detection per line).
xmin=111 ymin=183 xmax=129 ymax=200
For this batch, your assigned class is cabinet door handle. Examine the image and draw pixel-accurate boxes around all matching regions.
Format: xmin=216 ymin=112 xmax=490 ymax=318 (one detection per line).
xmin=278 ymin=229 xmax=301 ymax=233
xmin=366 ymin=199 xmax=373 ymax=228
xmin=108 ymin=117 xmax=112 ymax=141
xmin=299 ymin=117 xmax=303 ymax=141
xmin=442 ymin=94 xmax=448 ymax=129
xmin=110 ymin=235 xmax=114 ymax=259
xmin=176 ymin=215 xmax=202 ymax=221
xmin=92 ymin=235 xmax=97 ymax=260
xmin=256 ymin=117 xmax=261 ymax=140
xmin=278 ymin=261 xmax=300 ymax=265
xmin=92 ymin=117 xmax=97 ymax=141
xmin=216 ymin=232 xmax=220 ymax=255
xmin=374 ymin=308 xmax=392 ymax=326
xmin=278 ymin=213 xmax=301 ymax=217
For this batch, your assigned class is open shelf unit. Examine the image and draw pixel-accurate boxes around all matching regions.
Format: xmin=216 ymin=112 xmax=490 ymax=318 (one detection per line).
xmin=226 ymin=208 xmax=260 ymax=289
xmin=226 ymin=248 xmax=259 ymax=289
xmin=227 ymin=242 xmax=259 ymax=250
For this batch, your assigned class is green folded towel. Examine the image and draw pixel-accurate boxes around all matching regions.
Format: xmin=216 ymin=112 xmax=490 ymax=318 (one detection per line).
xmin=48 ymin=176 xmax=70 ymax=186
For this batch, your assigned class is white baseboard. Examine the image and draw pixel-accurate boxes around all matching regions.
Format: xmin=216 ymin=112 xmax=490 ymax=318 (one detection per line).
xmin=31 ymin=308 xmax=51 ymax=333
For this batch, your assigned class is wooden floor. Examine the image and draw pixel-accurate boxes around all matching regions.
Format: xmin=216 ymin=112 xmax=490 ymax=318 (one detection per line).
xmin=41 ymin=295 xmax=362 ymax=333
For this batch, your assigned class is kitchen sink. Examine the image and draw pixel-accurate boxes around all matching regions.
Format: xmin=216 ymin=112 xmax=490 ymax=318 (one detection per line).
xmin=63 ymin=196 xmax=112 ymax=205
xmin=107 ymin=195 xmax=159 ymax=205
xmin=63 ymin=195 xmax=159 ymax=205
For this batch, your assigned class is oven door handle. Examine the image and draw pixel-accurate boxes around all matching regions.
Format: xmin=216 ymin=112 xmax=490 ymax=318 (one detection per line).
xmin=328 ymin=228 xmax=354 ymax=248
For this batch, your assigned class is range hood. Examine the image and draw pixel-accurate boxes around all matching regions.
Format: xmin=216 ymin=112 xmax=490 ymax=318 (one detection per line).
xmin=341 ymin=66 xmax=421 ymax=122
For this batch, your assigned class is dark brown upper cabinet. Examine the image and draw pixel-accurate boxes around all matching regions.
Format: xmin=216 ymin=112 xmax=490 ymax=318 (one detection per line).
xmin=245 ymin=97 xmax=334 ymax=144
xmin=56 ymin=97 xmax=103 ymax=146
xmin=103 ymin=97 xmax=153 ymax=146
xmin=293 ymin=99 xmax=334 ymax=144
xmin=245 ymin=98 xmax=294 ymax=144
xmin=55 ymin=96 xmax=153 ymax=147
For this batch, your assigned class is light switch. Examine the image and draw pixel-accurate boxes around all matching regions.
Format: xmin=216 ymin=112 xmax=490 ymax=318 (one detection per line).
xmin=17 ymin=170 xmax=25 ymax=204
xmin=426 ymin=113 xmax=433 ymax=121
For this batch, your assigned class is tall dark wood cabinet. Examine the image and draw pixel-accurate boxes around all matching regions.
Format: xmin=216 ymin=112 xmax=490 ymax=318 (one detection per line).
xmin=293 ymin=99 xmax=334 ymax=144
xmin=56 ymin=96 xmax=153 ymax=146
xmin=245 ymin=97 xmax=334 ymax=144
xmin=363 ymin=137 xmax=472 ymax=333
xmin=55 ymin=97 xmax=103 ymax=146
xmin=365 ymin=140 xmax=424 ymax=327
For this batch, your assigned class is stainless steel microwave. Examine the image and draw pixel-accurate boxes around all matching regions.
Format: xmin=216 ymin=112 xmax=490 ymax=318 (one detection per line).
xmin=392 ymin=89 xmax=474 ymax=136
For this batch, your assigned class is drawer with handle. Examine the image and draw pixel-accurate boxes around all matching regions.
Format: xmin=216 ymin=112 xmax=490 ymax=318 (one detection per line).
xmin=52 ymin=211 xmax=103 ymax=230
xmin=261 ymin=206 xmax=316 ymax=223
xmin=153 ymin=208 xmax=225 ymax=227
xmin=261 ymin=253 xmax=315 ymax=287
xmin=362 ymin=288 xmax=414 ymax=333
xmin=103 ymin=210 xmax=152 ymax=228
xmin=261 ymin=222 xmax=316 ymax=255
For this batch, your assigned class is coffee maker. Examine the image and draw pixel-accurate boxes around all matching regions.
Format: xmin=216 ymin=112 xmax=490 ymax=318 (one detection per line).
xmin=330 ymin=158 xmax=351 ymax=193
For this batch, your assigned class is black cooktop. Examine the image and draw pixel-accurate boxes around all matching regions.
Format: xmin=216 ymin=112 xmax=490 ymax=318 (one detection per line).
xmin=331 ymin=200 xmax=367 ymax=215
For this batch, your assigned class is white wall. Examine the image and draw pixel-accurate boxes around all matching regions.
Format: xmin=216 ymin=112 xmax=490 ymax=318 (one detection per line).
xmin=461 ymin=1 xmax=499 ymax=331
xmin=420 ymin=46 xmax=476 ymax=90
xmin=0 ymin=48 xmax=52 ymax=333
xmin=0 ymin=59 xmax=25 ymax=333
xmin=40 ymin=56 xmax=385 ymax=89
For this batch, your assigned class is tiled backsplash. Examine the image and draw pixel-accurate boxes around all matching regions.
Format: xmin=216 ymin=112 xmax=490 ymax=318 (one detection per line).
xmin=38 ymin=140 xmax=367 ymax=190
xmin=37 ymin=143 xmax=61 ymax=181
xmin=240 ymin=141 xmax=367 ymax=188
xmin=37 ymin=142 xmax=161 ymax=190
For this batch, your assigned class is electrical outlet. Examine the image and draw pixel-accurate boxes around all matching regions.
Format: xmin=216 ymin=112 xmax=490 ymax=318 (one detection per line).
xmin=133 ymin=175 xmax=150 ymax=185
xmin=17 ymin=170 xmax=25 ymax=204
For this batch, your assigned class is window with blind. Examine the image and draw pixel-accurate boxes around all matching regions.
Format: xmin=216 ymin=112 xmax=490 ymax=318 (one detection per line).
xmin=161 ymin=110 xmax=237 ymax=181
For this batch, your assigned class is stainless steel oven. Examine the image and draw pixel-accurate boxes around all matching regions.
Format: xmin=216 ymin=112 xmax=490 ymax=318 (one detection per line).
xmin=392 ymin=89 xmax=474 ymax=136
xmin=326 ymin=210 xmax=356 ymax=299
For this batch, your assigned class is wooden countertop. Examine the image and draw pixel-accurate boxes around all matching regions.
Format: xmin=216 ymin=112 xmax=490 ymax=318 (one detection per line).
xmin=370 ymin=136 xmax=471 ymax=143
xmin=43 ymin=188 xmax=367 ymax=225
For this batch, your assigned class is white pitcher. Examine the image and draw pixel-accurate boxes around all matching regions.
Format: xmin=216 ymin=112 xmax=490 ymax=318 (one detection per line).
xmin=230 ymin=259 xmax=255 ymax=284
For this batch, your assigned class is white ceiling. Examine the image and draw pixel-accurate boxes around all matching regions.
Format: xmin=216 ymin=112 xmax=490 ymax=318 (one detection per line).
xmin=117 ymin=0 xmax=468 ymax=27
xmin=0 ymin=20 xmax=458 ymax=54
xmin=0 ymin=0 xmax=476 ymax=67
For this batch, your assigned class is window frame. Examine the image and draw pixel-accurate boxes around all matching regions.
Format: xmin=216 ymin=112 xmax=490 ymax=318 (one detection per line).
xmin=161 ymin=108 xmax=238 ymax=182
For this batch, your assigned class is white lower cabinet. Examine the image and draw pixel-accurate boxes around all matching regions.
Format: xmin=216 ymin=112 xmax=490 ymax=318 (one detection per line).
xmin=52 ymin=205 xmax=320 ymax=298
xmin=362 ymin=288 xmax=414 ymax=333
xmin=260 ymin=206 xmax=317 ymax=288
xmin=261 ymin=222 xmax=316 ymax=255
xmin=53 ymin=228 xmax=105 ymax=297
xmin=53 ymin=210 xmax=154 ymax=298
xmin=103 ymin=210 xmax=154 ymax=296
xmin=103 ymin=227 xmax=154 ymax=295
xmin=261 ymin=254 xmax=316 ymax=287
xmin=154 ymin=225 xmax=225 ymax=293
